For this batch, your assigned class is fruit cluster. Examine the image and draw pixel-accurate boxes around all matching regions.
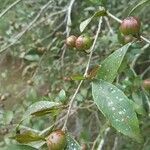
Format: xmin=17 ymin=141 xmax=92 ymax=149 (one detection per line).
xmin=66 ymin=35 xmax=93 ymax=51
xmin=66 ymin=17 xmax=141 ymax=47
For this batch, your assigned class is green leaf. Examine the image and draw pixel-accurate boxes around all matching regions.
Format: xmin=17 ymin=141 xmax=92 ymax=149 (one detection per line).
xmin=4 ymin=144 xmax=37 ymax=150
xmin=22 ymin=101 xmax=60 ymax=120
xmin=80 ymin=7 xmax=106 ymax=32
xmin=65 ymin=134 xmax=81 ymax=150
xmin=55 ymin=89 xmax=67 ymax=103
xmin=129 ymin=0 xmax=150 ymax=15
xmin=14 ymin=131 xmax=45 ymax=143
xmin=97 ymin=43 xmax=131 ymax=83
xmin=71 ymin=74 xmax=86 ymax=81
xmin=24 ymin=54 xmax=40 ymax=61
xmin=3 ymin=110 xmax=13 ymax=125
xmin=80 ymin=17 xmax=94 ymax=33
xmin=58 ymin=89 xmax=66 ymax=102
xmin=131 ymin=92 xmax=146 ymax=115
xmin=133 ymin=102 xmax=146 ymax=116
xmin=92 ymin=80 xmax=143 ymax=142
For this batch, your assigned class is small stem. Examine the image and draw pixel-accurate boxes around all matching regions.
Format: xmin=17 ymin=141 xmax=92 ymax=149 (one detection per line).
xmin=107 ymin=11 xmax=122 ymax=23
xmin=141 ymin=36 xmax=150 ymax=44
xmin=61 ymin=0 xmax=76 ymax=67
xmin=104 ymin=16 xmax=114 ymax=35
xmin=84 ymin=17 xmax=103 ymax=76
xmin=131 ymin=43 xmax=149 ymax=68
xmin=91 ymin=133 xmax=101 ymax=150
xmin=97 ymin=127 xmax=110 ymax=150
xmin=40 ymin=110 xmax=76 ymax=136
xmin=112 ymin=136 xmax=118 ymax=150
xmin=66 ymin=0 xmax=76 ymax=36
xmin=62 ymin=80 xmax=83 ymax=131
xmin=141 ymin=66 xmax=150 ymax=78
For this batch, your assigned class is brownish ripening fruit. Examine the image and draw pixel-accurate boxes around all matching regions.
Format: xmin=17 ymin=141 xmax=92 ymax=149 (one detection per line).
xmin=81 ymin=143 xmax=87 ymax=150
xmin=75 ymin=35 xmax=92 ymax=50
xmin=27 ymin=80 xmax=34 ymax=86
xmin=143 ymin=79 xmax=150 ymax=90
xmin=55 ymin=32 xmax=64 ymax=37
xmin=0 ymin=93 xmax=11 ymax=101
xmin=120 ymin=17 xmax=141 ymax=35
xmin=46 ymin=130 xmax=66 ymax=150
xmin=66 ymin=35 xmax=77 ymax=48
xmin=37 ymin=47 xmax=46 ymax=54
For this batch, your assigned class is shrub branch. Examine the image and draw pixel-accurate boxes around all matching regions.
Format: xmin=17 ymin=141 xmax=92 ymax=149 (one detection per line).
xmin=0 ymin=0 xmax=23 ymax=19
xmin=62 ymin=17 xmax=103 ymax=131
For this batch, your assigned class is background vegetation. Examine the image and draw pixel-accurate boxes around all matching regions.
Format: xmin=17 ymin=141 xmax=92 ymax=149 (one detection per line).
xmin=0 ymin=0 xmax=150 ymax=150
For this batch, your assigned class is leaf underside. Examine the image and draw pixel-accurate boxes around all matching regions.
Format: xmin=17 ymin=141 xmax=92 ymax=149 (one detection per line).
xmin=92 ymin=79 xmax=143 ymax=142
xmin=65 ymin=134 xmax=81 ymax=150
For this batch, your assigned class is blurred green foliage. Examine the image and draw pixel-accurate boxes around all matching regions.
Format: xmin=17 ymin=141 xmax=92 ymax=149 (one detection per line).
xmin=0 ymin=0 xmax=149 ymax=149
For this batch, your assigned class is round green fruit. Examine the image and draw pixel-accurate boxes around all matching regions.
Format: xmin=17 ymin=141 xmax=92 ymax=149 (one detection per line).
xmin=66 ymin=35 xmax=77 ymax=48
xmin=120 ymin=17 xmax=141 ymax=35
xmin=46 ymin=130 xmax=66 ymax=150
xmin=75 ymin=35 xmax=92 ymax=50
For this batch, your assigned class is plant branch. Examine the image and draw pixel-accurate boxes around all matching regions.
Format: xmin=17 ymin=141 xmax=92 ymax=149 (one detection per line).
xmin=140 ymin=36 xmax=150 ymax=44
xmin=62 ymin=80 xmax=83 ymax=131
xmin=104 ymin=16 xmax=114 ymax=35
xmin=91 ymin=132 xmax=101 ymax=150
xmin=112 ymin=136 xmax=118 ymax=150
xmin=30 ymin=9 xmax=67 ymax=30
xmin=61 ymin=0 xmax=76 ymax=67
xmin=97 ymin=127 xmax=110 ymax=150
xmin=141 ymin=66 xmax=150 ymax=78
xmin=107 ymin=11 xmax=122 ymax=23
xmin=107 ymin=11 xmax=150 ymax=44
xmin=131 ymin=43 xmax=149 ymax=68
xmin=0 ymin=0 xmax=22 ymax=19
xmin=62 ymin=17 xmax=103 ymax=131
xmin=66 ymin=0 xmax=76 ymax=37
